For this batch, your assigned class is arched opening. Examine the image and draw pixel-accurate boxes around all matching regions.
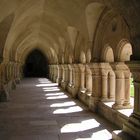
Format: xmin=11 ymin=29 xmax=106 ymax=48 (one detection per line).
xmin=23 ymin=49 xmax=49 ymax=78
xmin=117 ymin=40 xmax=134 ymax=100
xmin=102 ymin=45 xmax=114 ymax=62
xmin=117 ymin=40 xmax=132 ymax=62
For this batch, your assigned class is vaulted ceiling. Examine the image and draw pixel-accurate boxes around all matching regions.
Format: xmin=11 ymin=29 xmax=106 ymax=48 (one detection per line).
xmin=0 ymin=0 xmax=140 ymax=64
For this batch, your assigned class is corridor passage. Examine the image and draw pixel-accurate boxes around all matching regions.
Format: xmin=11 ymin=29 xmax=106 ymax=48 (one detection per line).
xmin=0 ymin=78 xmax=118 ymax=140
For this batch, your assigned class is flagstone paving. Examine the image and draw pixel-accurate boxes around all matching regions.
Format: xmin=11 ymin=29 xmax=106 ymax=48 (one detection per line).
xmin=0 ymin=78 xmax=118 ymax=140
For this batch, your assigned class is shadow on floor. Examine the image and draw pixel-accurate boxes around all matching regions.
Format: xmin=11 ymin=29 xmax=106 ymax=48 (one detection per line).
xmin=0 ymin=78 xmax=118 ymax=140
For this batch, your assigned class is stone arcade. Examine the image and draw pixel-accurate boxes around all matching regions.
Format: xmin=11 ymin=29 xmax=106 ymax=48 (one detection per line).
xmin=0 ymin=0 xmax=140 ymax=139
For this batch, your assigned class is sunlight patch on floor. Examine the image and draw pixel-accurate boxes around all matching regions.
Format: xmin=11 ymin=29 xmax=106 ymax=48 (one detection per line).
xmin=75 ymin=129 xmax=112 ymax=140
xmin=61 ymin=119 xmax=100 ymax=133
xmin=50 ymin=101 xmax=76 ymax=107
xmin=36 ymin=83 xmax=58 ymax=87
xmin=53 ymin=106 xmax=83 ymax=114
xmin=43 ymin=88 xmax=61 ymax=92
xmin=76 ymin=138 xmax=92 ymax=140
xmin=91 ymin=129 xmax=112 ymax=140
xmin=46 ymin=95 xmax=68 ymax=99
xmin=45 ymin=92 xmax=64 ymax=96
xmin=104 ymin=102 xmax=114 ymax=107
xmin=118 ymin=109 xmax=133 ymax=117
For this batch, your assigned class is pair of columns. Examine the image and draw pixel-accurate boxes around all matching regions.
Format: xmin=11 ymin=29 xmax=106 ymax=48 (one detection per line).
xmin=111 ymin=63 xmax=132 ymax=109
xmin=122 ymin=65 xmax=140 ymax=139
xmin=50 ymin=63 xmax=132 ymax=110
xmin=113 ymin=64 xmax=140 ymax=140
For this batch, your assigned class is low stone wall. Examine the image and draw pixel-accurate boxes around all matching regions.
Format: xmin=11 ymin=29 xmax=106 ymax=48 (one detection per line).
xmin=98 ymin=102 xmax=129 ymax=129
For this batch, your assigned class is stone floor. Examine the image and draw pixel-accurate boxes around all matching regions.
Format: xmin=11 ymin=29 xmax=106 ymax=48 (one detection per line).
xmin=0 ymin=78 xmax=118 ymax=140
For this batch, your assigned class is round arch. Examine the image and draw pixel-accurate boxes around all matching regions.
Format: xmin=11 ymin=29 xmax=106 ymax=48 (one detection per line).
xmin=101 ymin=45 xmax=114 ymax=62
xmin=117 ymin=39 xmax=132 ymax=62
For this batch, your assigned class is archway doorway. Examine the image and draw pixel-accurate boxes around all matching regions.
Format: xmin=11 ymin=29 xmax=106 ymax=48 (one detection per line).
xmin=23 ymin=49 xmax=49 ymax=78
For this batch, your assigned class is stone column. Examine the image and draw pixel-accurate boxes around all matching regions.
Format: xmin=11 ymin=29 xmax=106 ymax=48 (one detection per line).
xmin=15 ymin=63 xmax=21 ymax=84
xmin=71 ymin=64 xmax=75 ymax=88
xmin=19 ymin=64 xmax=24 ymax=79
xmin=11 ymin=62 xmax=16 ymax=90
xmin=123 ymin=71 xmax=131 ymax=107
xmin=109 ymin=72 xmax=115 ymax=100
xmin=55 ymin=65 xmax=59 ymax=82
xmin=92 ymin=64 xmax=102 ymax=99
xmin=112 ymin=62 xmax=132 ymax=109
xmin=58 ymin=65 xmax=62 ymax=85
xmin=85 ymin=64 xmax=92 ymax=95
xmin=64 ymin=65 xmax=69 ymax=87
xmin=87 ymin=63 xmax=101 ymax=112
xmin=51 ymin=65 xmax=54 ymax=81
xmin=5 ymin=63 xmax=9 ymax=84
xmin=114 ymin=69 xmax=140 ymax=140
xmin=52 ymin=65 xmax=56 ymax=82
xmin=61 ymin=64 xmax=69 ymax=89
xmin=54 ymin=65 xmax=58 ymax=82
xmin=122 ymin=64 xmax=140 ymax=140
xmin=68 ymin=64 xmax=73 ymax=87
xmin=55 ymin=65 xmax=59 ymax=83
xmin=60 ymin=64 xmax=65 ymax=87
xmin=112 ymin=70 xmax=124 ymax=109
xmin=99 ymin=63 xmax=115 ymax=102
xmin=101 ymin=71 xmax=108 ymax=101
xmin=48 ymin=65 xmax=51 ymax=79
xmin=49 ymin=65 xmax=52 ymax=80
xmin=71 ymin=64 xmax=80 ymax=98
xmin=79 ymin=64 xmax=86 ymax=91
xmin=67 ymin=64 xmax=74 ymax=95
xmin=0 ymin=63 xmax=9 ymax=102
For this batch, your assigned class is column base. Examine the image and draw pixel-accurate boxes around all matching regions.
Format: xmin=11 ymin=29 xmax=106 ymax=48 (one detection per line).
xmin=112 ymin=103 xmax=133 ymax=110
xmin=101 ymin=97 xmax=109 ymax=102
xmin=101 ymin=97 xmax=115 ymax=102
xmin=123 ymin=113 xmax=140 ymax=140
xmin=123 ymin=102 xmax=133 ymax=109
xmin=101 ymin=96 xmax=115 ymax=102
xmin=56 ymin=78 xmax=61 ymax=84
xmin=89 ymin=96 xmax=99 ymax=112
xmin=0 ymin=89 xmax=10 ymax=102
xmin=78 ymin=89 xmax=89 ymax=106
xmin=67 ymin=85 xmax=73 ymax=95
xmin=15 ymin=79 xmax=20 ymax=84
xmin=71 ymin=86 xmax=79 ymax=98
xmin=112 ymin=130 xmax=135 ymax=140
xmin=12 ymin=80 xmax=16 ymax=90
xmin=61 ymin=81 xmax=68 ymax=90
xmin=109 ymin=97 xmax=115 ymax=102
xmin=112 ymin=103 xmax=124 ymax=109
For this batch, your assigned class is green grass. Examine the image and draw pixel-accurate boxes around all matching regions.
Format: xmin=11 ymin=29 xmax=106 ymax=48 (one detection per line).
xmin=130 ymin=78 xmax=134 ymax=97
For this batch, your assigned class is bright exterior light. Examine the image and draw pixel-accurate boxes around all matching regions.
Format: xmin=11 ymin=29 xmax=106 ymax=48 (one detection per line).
xmin=75 ymin=129 xmax=112 ymax=140
xmin=91 ymin=129 xmax=112 ymax=140
xmin=44 ymin=89 xmax=61 ymax=92
xmin=118 ymin=109 xmax=133 ymax=117
xmin=76 ymin=138 xmax=93 ymax=140
xmin=46 ymin=95 xmax=68 ymax=100
xmin=45 ymin=92 xmax=64 ymax=96
xmin=53 ymin=106 xmax=83 ymax=114
xmin=50 ymin=101 xmax=76 ymax=107
xmin=36 ymin=83 xmax=58 ymax=87
xmin=61 ymin=119 xmax=100 ymax=133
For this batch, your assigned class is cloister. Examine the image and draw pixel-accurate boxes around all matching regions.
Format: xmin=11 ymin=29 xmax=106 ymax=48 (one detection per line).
xmin=0 ymin=0 xmax=140 ymax=139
